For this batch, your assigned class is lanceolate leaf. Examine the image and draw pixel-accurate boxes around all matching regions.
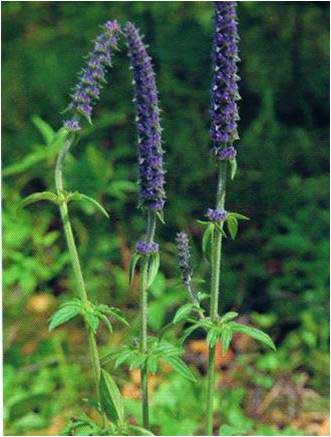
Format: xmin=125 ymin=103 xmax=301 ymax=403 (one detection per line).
xmin=69 ymin=192 xmax=109 ymax=218
xmin=220 ymin=311 xmax=239 ymax=324
xmin=98 ymin=305 xmax=129 ymax=326
xmin=227 ymin=215 xmax=238 ymax=240
xmin=221 ymin=325 xmax=233 ymax=355
xmin=207 ymin=326 xmax=220 ymax=348
xmin=164 ymin=356 xmax=197 ymax=382
xmin=202 ymin=223 xmax=214 ymax=258
xmin=229 ymin=322 xmax=276 ymax=351
xmin=84 ymin=311 xmax=99 ymax=334
xmin=99 ymin=369 xmax=124 ymax=423
xmin=129 ymin=253 xmax=141 ymax=285
xmin=128 ymin=425 xmax=154 ymax=436
xmin=49 ymin=304 xmax=81 ymax=331
xmin=230 ymin=157 xmax=237 ymax=180
xmin=147 ymin=354 xmax=159 ymax=374
xmin=147 ymin=252 xmax=160 ymax=288
xmin=21 ymin=191 xmax=59 ymax=208
xmin=173 ymin=303 xmax=195 ymax=324
xmin=229 ymin=212 xmax=250 ymax=220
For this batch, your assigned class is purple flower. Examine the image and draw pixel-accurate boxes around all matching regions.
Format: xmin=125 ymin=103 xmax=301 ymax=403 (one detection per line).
xmin=64 ymin=120 xmax=81 ymax=132
xmin=215 ymin=145 xmax=237 ymax=160
xmin=64 ymin=20 xmax=120 ymax=128
xmin=175 ymin=232 xmax=193 ymax=285
xmin=136 ymin=241 xmax=159 ymax=255
xmin=206 ymin=208 xmax=228 ymax=222
xmin=124 ymin=22 xmax=166 ymax=212
xmin=210 ymin=2 xmax=240 ymax=156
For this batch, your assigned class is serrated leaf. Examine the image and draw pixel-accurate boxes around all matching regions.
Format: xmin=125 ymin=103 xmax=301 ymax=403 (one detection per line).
xmin=98 ymin=305 xmax=129 ymax=326
xmin=207 ymin=326 xmax=221 ymax=348
xmin=220 ymin=311 xmax=239 ymax=324
xmin=129 ymin=353 xmax=146 ymax=370
xmin=230 ymin=157 xmax=237 ymax=180
xmin=68 ymin=192 xmax=109 ymax=218
xmin=202 ymin=224 xmax=214 ymax=258
xmin=99 ymin=313 xmax=113 ymax=334
xmin=49 ymin=304 xmax=81 ymax=331
xmin=164 ymin=356 xmax=196 ymax=382
xmin=129 ymin=253 xmax=141 ymax=285
xmin=221 ymin=325 xmax=233 ymax=354
xmin=128 ymin=425 xmax=154 ymax=436
xmin=114 ymin=349 xmax=134 ymax=368
xmin=229 ymin=322 xmax=276 ymax=351
xmin=228 ymin=212 xmax=250 ymax=220
xmin=227 ymin=216 xmax=238 ymax=240
xmin=156 ymin=341 xmax=181 ymax=357
xmin=85 ymin=311 xmax=99 ymax=334
xmin=173 ymin=303 xmax=194 ymax=324
xmin=99 ymin=369 xmax=124 ymax=423
xmin=21 ymin=191 xmax=59 ymax=208
xmin=147 ymin=252 xmax=160 ymax=288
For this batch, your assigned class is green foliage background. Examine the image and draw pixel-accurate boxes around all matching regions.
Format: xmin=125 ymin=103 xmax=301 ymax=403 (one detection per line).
xmin=3 ymin=1 xmax=329 ymax=436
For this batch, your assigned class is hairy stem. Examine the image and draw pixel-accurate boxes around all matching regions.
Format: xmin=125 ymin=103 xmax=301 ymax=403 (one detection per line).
xmin=206 ymin=161 xmax=227 ymax=436
xmin=55 ymin=136 xmax=103 ymax=416
xmin=140 ymin=209 xmax=156 ymax=428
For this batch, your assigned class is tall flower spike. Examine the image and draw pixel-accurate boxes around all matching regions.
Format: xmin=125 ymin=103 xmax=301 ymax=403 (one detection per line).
xmin=64 ymin=20 xmax=120 ymax=129
xmin=124 ymin=22 xmax=166 ymax=212
xmin=210 ymin=2 xmax=240 ymax=158
xmin=176 ymin=232 xmax=193 ymax=286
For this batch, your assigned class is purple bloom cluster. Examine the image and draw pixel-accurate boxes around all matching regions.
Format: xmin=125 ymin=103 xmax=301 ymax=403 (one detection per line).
xmin=124 ymin=22 xmax=166 ymax=212
xmin=206 ymin=208 xmax=228 ymax=222
xmin=64 ymin=20 xmax=120 ymax=127
xmin=136 ymin=240 xmax=159 ymax=255
xmin=210 ymin=2 xmax=240 ymax=155
xmin=175 ymin=232 xmax=193 ymax=285
xmin=64 ymin=120 xmax=82 ymax=132
xmin=215 ymin=145 xmax=237 ymax=160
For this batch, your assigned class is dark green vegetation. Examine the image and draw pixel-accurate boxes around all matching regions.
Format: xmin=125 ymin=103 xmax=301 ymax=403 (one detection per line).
xmin=3 ymin=2 xmax=329 ymax=436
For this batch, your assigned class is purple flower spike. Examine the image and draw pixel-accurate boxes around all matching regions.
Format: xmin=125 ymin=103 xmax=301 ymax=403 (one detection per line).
xmin=64 ymin=20 xmax=120 ymax=127
xmin=175 ymin=232 xmax=193 ymax=285
xmin=124 ymin=22 xmax=166 ymax=212
xmin=64 ymin=120 xmax=82 ymax=132
xmin=215 ymin=145 xmax=237 ymax=160
xmin=210 ymin=2 xmax=240 ymax=155
xmin=206 ymin=208 xmax=228 ymax=222
xmin=136 ymin=241 xmax=159 ymax=255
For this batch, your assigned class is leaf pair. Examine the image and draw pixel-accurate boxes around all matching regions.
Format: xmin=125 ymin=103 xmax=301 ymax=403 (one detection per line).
xmin=21 ymin=190 xmax=109 ymax=219
xmin=172 ymin=302 xmax=205 ymax=324
xmin=129 ymin=252 xmax=160 ymax=288
xmin=48 ymin=299 xmax=128 ymax=334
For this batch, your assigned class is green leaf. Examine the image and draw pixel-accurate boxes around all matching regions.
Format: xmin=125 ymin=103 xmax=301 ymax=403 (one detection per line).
xmin=114 ymin=349 xmax=135 ymax=369
xmin=196 ymin=220 xmax=210 ymax=226
xmin=202 ymin=223 xmax=214 ymax=258
xmin=68 ymin=192 xmax=109 ymax=218
xmin=181 ymin=320 xmax=212 ymax=343
xmin=221 ymin=325 xmax=233 ymax=354
xmin=32 ymin=115 xmax=55 ymax=145
xmin=85 ymin=311 xmax=99 ymax=334
xmin=228 ymin=212 xmax=250 ymax=221
xmin=220 ymin=311 xmax=239 ymax=324
xmin=229 ymin=322 xmax=276 ymax=351
xmin=49 ymin=304 xmax=81 ymax=331
xmin=164 ymin=356 xmax=196 ymax=382
xmin=214 ymin=222 xmax=228 ymax=237
xmin=197 ymin=292 xmax=209 ymax=302
xmin=207 ymin=326 xmax=221 ymax=348
xmin=129 ymin=253 xmax=141 ymax=285
xmin=156 ymin=210 xmax=165 ymax=224
xmin=147 ymin=252 xmax=160 ymax=288
xmin=230 ymin=157 xmax=237 ymax=180
xmin=99 ymin=313 xmax=113 ymax=334
xmin=21 ymin=191 xmax=59 ymax=208
xmin=101 ymin=306 xmax=129 ymax=327
xmin=99 ymin=369 xmax=124 ymax=423
xmin=173 ymin=303 xmax=194 ymax=324
xmin=129 ymin=353 xmax=146 ymax=370
xmin=147 ymin=354 xmax=159 ymax=374
xmin=227 ymin=216 xmax=238 ymax=240
xmin=128 ymin=425 xmax=154 ymax=436
xmin=156 ymin=341 xmax=181 ymax=357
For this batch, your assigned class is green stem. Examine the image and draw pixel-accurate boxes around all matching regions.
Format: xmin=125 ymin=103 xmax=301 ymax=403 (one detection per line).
xmin=206 ymin=161 xmax=227 ymax=436
xmin=140 ymin=209 xmax=156 ymax=429
xmin=55 ymin=136 xmax=103 ymax=418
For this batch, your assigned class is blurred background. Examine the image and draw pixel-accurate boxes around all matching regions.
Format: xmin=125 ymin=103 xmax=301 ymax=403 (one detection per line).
xmin=3 ymin=1 xmax=329 ymax=436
